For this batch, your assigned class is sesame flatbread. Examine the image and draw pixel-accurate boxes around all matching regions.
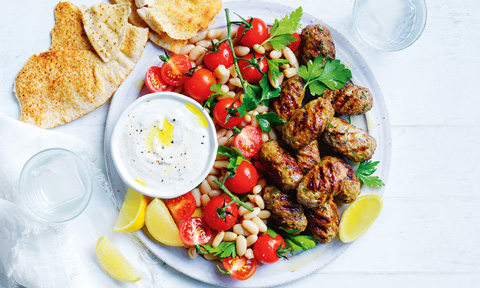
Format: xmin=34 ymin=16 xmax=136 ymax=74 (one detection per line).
xmin=50 ymin=2 xmax=92 ymax=51
xmin=80 ymin=3 xmax=131 ymax=62
xmin=15 ymin=2 xmax=148 ymax=128
xmin=135 ymin=0 xmax=222 ymax=40
xmin=110 ymin=0 xmax=186 ymax=53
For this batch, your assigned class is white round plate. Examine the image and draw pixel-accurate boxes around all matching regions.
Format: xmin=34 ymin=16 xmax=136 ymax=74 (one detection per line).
xmin=104 ymin=2 xmax=392 ymax=287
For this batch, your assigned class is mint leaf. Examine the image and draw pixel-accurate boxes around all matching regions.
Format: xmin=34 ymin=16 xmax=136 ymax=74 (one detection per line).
xmin=255 ymin=112 xmax=284 ymax=132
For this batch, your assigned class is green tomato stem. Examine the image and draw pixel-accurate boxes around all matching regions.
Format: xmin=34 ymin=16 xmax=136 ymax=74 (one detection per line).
xmin=225 ymin=8 xmax=248 ymax=93
xmin=213 ymin=179 xmax=254 ymax=212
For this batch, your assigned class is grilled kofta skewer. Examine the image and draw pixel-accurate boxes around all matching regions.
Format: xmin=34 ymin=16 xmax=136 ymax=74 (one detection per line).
xmin=322 ymin=83 xmax=373 ymax=116
xmin=300 ymin=24 xmax=336 ymax=65
xmin=305 ymin=194 xmax=339 ymax=244
xmin=321 ymin=117 xmax=377 ymax=162
xmin=259 ymin=140 xmax=304 ymax=192
xmin=272 ymin=75 xmax=306 ymax=123
xmin=282 ymin=97 xmax=334 ymax=151
xmin=295 ymin=139 xmax=321 ymax=174
xmin=335 ymin=158 xmax=361 ymax=203
xmin=263 ymin=185 xmax=308 ymax=234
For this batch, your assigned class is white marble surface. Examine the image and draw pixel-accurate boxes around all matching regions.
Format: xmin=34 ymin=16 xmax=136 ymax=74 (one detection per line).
xmin=1 ymin=0 xmax=480 ymax=287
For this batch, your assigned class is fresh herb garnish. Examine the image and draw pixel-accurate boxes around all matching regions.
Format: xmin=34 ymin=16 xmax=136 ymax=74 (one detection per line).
xmin=256 ymin=112 xmax=284 ymax=132
xmin=198 ymin=241 xmax=237 ymax=259
xmin=284 ymin=235 xmax=316 ymax=252
xmin=261 ymin=7 xmax=303 ymax=50
xmin=204 ymin=83 xmax=229 ymax=110
xmin=267 ymin=58 xmax=290 ymax=82
xmin=298 ymin=55 xmax=352 ymax=96
xmin=355 ymin=160 xmax=385 ymax=188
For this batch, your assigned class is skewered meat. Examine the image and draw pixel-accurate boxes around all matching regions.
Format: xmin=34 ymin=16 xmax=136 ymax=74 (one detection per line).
xmin=297 ymin=156 xmax=347 ymax=208
xmin=321 ymin=117 xmax=377 ymax=162
xmin=323 ymin=83 xmax=373 ymax=116
xmin=259 ymin=140 xmax=303 ymax=192
xmin=305 ymin=194 xmax=339 ymax=244
xmin=300 ymin=24 xmax=335 ymax=65
xmin=272 ymin=75 xmax=306 ymax=123
xmin=282 ymin=97 xmax=334 ymax=150
xmin=335 ymin=158 xmax=361 ymax=203
xmin=296 ymin=140 xmax=321 ymax=174
xmin=263 ymin=185 xmax=308 ymax=234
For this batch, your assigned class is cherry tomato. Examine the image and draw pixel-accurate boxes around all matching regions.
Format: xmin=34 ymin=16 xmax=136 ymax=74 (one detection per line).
xmin=179 ymin=217 xmax=212 ymax=246
xmin=204 ymin=195 xmax=238 ymax=231
xmin=213 ymin=98 xmax=242 ymax=128
xmin=160 ymin=54 xmax=192 ymax=86
xmin=286 ymin=33 xmax=301 ymax=53
xmin=238 ymin=53 xmax=268 ymax=83
xmin=204 ymin=42 xmax=234 ymax=72
xmin=145 ymin=66 xmax=174 ymax=93
xmin=167 ymin=192 xmax=196 ymax=220
xmin=236 ymin=18 xmax=269 ymax=47
xmin=184 ymin=69 xmax=216 ymax=102
xmin=222 ymin=256 xmax=257 ymax=280
xmin=224 ymin=161 xmax=258 ymax=194
xmin=233 ymin=125 xmax=263 ymax=158
xmin=253 ymin=233 xmax=287 ymax=264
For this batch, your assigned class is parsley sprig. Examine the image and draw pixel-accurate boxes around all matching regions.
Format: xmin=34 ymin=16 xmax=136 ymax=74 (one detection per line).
xmin=355 ymin=160 xmax=385 ymax=188
xmin=197 ymin=241 xmax=237 ymax=259
xmin=275 ymin=227 xmax=317 ymax=252
xmin=298 ymin=55 xmax=352 ymax=96
xmin=260 ymin=7 xmax=303 ymax=50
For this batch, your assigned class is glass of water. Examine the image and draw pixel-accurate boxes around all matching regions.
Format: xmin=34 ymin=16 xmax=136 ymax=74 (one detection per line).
xmin=19 ymin=148 xmax=93 ymax=223
xmin=353 ymin=0 xmax=427 ymax=51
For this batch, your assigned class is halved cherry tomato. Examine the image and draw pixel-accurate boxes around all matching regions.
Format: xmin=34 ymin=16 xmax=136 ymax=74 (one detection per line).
xmin=204 ymin=195 xmax=238 ymax=231
xmin=204 ymin=42 xmax=234 ymax=72
xmin=236 ymin=18 xmax=269 ymax=47
xmin=179 ymin=217 xmax=212 ymax=246
xmin=167 ymin=192 xmax=196 ymax=220
xmin=184 ymin=69 xmax=216 ymax=102
xmin=222 ymin=256 xmax=257 ymax=281
xmin=253 ymin=233 xmax=287 ymax=264
xmin=145 ymin=66 xmax=174 ymax=93
xmin=287 ymin=32 xmax=301 ymax=53
xmin=233 ymin=125 xmax=263 ymax=158
xmin=160 ymin=54 xmax=192 ymax=86
xmin=213 ymin=98 xmax=242 ymax=128
xmin=224 ymin=161 xmax=258 ymax=194
xmin=237 ymin=53 xmax=268 ymax=83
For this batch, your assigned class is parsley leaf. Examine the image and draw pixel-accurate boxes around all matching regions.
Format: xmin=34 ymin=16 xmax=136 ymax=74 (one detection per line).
xmin=298 ymin=55 xmax=352 ymax=96
xmin=217 ymin=146 xmax=247 ymax=177
xmin=255 ymin=113 xmax=284 ymax=132
xmin=258 ymin=73 xmax=281 ymax=105
xmin=355 ymin=160 xmax=385 ymax=188
xmin=267 ymin=58 xmax=290 ymax=83
xmin=204 ymin=83 xmax=229 ymax=110
xmin=262 ymin=7 xmax=303 ymax=50
xmin=198 ymin=241 xmax=237 ymax=259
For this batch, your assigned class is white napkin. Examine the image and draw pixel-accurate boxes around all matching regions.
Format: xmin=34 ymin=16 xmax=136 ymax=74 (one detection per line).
xmin=0 ymin=114 xmax=166 ymax=288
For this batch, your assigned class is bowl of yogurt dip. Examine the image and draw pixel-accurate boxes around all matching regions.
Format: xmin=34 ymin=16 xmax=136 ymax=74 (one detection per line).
xmin=110 ymin=92 xmax=218 ymax=199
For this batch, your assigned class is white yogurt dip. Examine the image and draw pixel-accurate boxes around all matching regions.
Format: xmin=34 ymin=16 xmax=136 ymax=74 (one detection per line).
xmin=114 ymin=95 xmax=215 ymax=195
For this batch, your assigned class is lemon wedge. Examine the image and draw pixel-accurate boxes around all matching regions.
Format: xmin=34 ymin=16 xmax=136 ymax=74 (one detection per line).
xmin=95 ymin=235 xmax=141 ymax=283
xmin=339 ymin=194 xmax=383 ymax=243
xmin=113 ymin=188 xmax=149 ymax=232
xmin=145 ymin=198 xmax=183 ymax=246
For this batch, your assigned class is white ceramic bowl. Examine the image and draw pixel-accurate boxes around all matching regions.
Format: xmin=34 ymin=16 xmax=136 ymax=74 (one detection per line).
xmin=110 ymin=92 xmax=218 ymax=199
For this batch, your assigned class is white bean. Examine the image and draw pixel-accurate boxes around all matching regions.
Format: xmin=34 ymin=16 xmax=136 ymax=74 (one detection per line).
xmin=227 ymin=65 xmax=237 ymax=78
xmin=242 ymin=219 xmax=259 ymax=235
xmin=261 ymin=132 xmax=269 ymax=142
xmin=284 ymin=67 xmax=298 ymax=78
xmin=189 ymin=45 xmax=206 ymax=61
xmin=191 ymin=188 xmax=201 ymax=207
xmin=189 ymin=30 xmax=207 ymax=43
xmin=282 ymin=47 xmax=299 ymax=71
xmin=233 ymin=224 xmax=246 ymax=236
xmin=252 ymin=216 xmax=267 ymax=233
xmin=229 ymin=77 xmax=243 ymax=88
xmin=227 ymin=91 xmax=236 ymax=98
xmin=245 ymin=248 xmax=255 ymax=259
xmin=270 ymin=50 xmax=282 ymax=59
xmin=251 ymin=116 xmax=259 ymax=127
xmin=220 ymin=84 xmax=230 ymax=94
xmin=214 ymin=160 xmax=229 ymax=169
xmin=255 ymin=104 xmax=269 ymax=113
xmin=212 ymin=231 xmax=225 ymax=248
xmin=199 ymin=179 xmax=211 ymax=195
xmin=247 ymin=194 xmax=256 ymax=202
xmin=217 ymin=136 xmax=228 ymax=146
xmin=244 ymin=114 xmax=252 ymax=123
xmin=220 ymin=27 xmax=236 ymax=40
xmin=268 ymin=130 xmax=278 ymax=140
xmin=239 ymin=206 xmax=250 ymax=217
xmin=268 ymin=70 xmax=284 ymax=89
xmin=201 ymin=194 xmax=210 ymax=208
xmin=225 ymin=130 xmax=234 ymax=139
xmin=208 ymin=189 xmax=222 ymax=198
xmin=254 ymin=195 xmax=265 ymax=209
xmin=217 ymin=128 xmax=227 ymax=138
xmin=258 ymin=178 xmax=267 ymax=189
xmin=234 ymin=46 xmax=250 ymax=57
xmin=196 ymin=40 xmax=211 ymax=48
xmin=246 ymin=234 xmax=258 ymax=247
xmin=195 ymin=53 xmax=205 ymax=65
xmin=258 ymin=210 xmax=271 ymax=219
xmin=179 ymin=44 xmax=195 ymax=55
xmin=207 ymin=28 xmax=222 ymax=39
xmin=244 ymin=207 xmax=261 ymax=220
xmin=223 ymin=231 xmax=238 ymax=242
xmin=236 ymin=236 xmax=247 ymax=256
xmin=263 ymin=42 xmax=274 ymax=51
xmin=206 ymin=175 xmax=220 ymax=190
xmin=209 ymin=167 xmax=221 ymax=176
xmin=214 ymin=65 xmax=231 ymax=84
xmin=253 ymin=44 xmax=265 ymax=54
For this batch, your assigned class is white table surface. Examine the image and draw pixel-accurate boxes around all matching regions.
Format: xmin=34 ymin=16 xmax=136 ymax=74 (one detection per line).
xmin=1 ymin=0 xmax=480 ymax=287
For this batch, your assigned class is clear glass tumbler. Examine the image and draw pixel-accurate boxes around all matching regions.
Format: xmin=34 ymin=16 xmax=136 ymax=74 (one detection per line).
xmin=19 ymin=148 xmax=93 ymax=222
xmin=353 ymin=0 xmax=427 ymax=51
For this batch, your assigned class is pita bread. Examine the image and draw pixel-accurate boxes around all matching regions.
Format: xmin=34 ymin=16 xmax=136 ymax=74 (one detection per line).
xmin=110 ymin=0 xmax=186 ymax=53
xmin=135 ymin=0 xmax=222 ymax=40
xmin=50 ymin=2 xmax=93 ymax=51
xmin=80 ymin=3 xmax=131 ymax=62
xmin=15 ymin=2 xmax=148 ymax=128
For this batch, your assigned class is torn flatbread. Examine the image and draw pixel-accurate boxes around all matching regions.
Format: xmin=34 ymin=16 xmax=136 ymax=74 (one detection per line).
xmin=135 ymin=0 xmax=222 ymax=40
xmin=110 ymin=0 xmax=186 ymax=53
xmin=15 ymin=2 xmax=148 ymax=128
xmin=80 ymin=3 xmax=131 ymax=62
